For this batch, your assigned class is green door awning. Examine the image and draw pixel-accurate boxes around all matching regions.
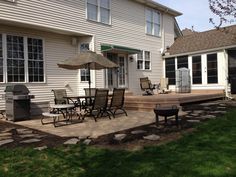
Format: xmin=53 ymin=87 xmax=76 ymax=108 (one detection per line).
xmin=101 ymin=44 xmax=141 ymax=54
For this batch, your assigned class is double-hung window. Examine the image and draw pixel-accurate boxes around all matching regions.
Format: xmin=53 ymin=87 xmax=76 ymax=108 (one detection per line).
xmin=146 ymin=9 xmax=161 ymax=36
xmin=137 ymin=51 xmax=151 ymax=70
xmin=80 ymin=43 xmax=90 ymax=82
xmin=0 ymin=34 xmax=44 ymax=83
xmin=87 ymin=0 xmax=111 ymax=25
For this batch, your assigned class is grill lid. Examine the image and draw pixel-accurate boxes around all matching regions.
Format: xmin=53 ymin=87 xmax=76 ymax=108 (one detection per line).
xmin=4 ymin=84 xmax=30 ymax=95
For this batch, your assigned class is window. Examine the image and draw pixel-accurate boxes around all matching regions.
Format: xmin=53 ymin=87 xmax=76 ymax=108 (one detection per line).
xmin=7 ymin=35 xmax=25 ymax=82
xmin=0 ymin=34 xmax=3 ymax=82
xmin=207 ymin=53 xmax=218 ymax=84
xmin=1 ymin=34 xmax=44 ymax=83
xmin=28 ymin=38 xmax=44 ymax=82
xmin=80 ymin=43 xmax=90 ymax=82
xmin=192 ymin=56 xmax=202 ymax=84
xmin=177 ymin=56 xmax=188 ymax=69
xmin=87 ymin=0 xmax=111 ymax=24
xmin=146 ymin=9 xmax=161 ymax=36
xmin=165 ymin=58 xmax=176 ymax=85
xmin=137 ymin=51 xmax=151 ymax=70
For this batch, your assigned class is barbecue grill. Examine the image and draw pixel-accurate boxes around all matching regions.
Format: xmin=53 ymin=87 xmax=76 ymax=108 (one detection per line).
xmin=4 ymin=84 xmax=35 ymax=121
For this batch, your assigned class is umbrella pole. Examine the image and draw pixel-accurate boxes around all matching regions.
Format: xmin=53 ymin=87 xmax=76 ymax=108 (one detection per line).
xmin=88 ymin=65 xmax=91 ymax=97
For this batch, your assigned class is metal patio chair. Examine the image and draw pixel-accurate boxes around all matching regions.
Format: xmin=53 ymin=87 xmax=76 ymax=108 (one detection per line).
xmin=85 ymin=89 xmax=111 ymax=121
xmin=140 ymin=77 xmax=156 ymax=95
xmin=107 ymin=88 xmax=127 ymax=118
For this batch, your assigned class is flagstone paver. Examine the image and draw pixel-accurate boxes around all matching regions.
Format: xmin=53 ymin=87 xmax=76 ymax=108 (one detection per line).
xmin=114 ymin=134 xmax=127 ymax=141
xmin=0 ymin=139 xmax=14 ymax=146
xmin=143 ymin=134 xmax=160 ymax=141
xmin=64 ymin=138 xmax=80 ymax=145
xmin=20 ymin=138 xmax=41 ymax=144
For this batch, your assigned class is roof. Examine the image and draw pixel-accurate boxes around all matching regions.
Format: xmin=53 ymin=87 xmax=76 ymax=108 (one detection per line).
xmin=182 ymin=28 xmax=197 ymax=36
xmin=133 ymin=0 xmax=182 ymax=17
xmin=166 ymin=25 xmax=236 ymax=56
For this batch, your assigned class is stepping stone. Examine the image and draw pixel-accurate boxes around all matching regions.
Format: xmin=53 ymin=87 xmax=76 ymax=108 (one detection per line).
xmin=143 ymin=134 xmax=160 ymax=141
xmin=64 ymin=138 xmax=80 ymax=145
xmin=131 ymin=130 xmax=147 ymax=135
xmin=114 ymin=134 xmax=126 ymax=141
xmin=187 ymin=119 xmax=200 ymax=123
xmin=0 ymin=132 xmax=12 ymax=137
xmin=16 ymin=129 xmax=33 ymax=134
xmin=201 ymin=115 xmax=216 ymax=119
xmin=200 ymin=103 xmax=218 ymax=106
xmin=190 ymin=113 xmax=200 ymax=117
xmin=83 ymin=139 xmax=92 ymax=145
xmin=203 ymin=107 xmax=211 ymax=110
xmin=193 ymin=110 xmax=204 ymax=114
xmin=213 ymin=111 xmax=227 ymax=114
xmin=20 ymin=138 xmax=41 ymax=144
xmin=34 ymin=146 xmax=47 ymax=151
xmin=0 ymin=139 xmax=14 ymax=146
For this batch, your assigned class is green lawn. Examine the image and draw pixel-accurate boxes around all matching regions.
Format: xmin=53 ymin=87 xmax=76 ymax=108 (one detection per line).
xmin=1 ymin=110 xmax=236 ymax=177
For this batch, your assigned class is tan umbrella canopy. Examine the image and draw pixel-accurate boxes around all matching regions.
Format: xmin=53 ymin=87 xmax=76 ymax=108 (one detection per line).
xmin=57 ymin=50 xmax=118 ymax=96
xmin=57 ymin=50 xmax=118 ymax=70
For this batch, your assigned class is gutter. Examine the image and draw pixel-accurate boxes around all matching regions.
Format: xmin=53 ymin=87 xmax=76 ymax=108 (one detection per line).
xmin=163 ymin=44 xmax=236 ymax=58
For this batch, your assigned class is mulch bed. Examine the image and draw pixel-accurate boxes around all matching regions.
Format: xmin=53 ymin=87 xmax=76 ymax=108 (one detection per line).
xmin=1 ymin=99 xmax=236 ymax=150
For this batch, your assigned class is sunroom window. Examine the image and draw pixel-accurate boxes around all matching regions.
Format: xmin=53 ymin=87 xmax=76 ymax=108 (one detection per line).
xmin=146 ymin=9 xmax=161 ymax=36
xmin=87 ymin=0 xmax=111 ymax=25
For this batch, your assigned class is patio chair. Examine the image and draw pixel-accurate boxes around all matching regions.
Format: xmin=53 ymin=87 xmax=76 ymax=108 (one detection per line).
xmin=140 ymin=77 xmax=156 ymax=95
xmin=158 ymin=78 xmax=171 ymax=94
xmin=82 ymin=88 xmax=96 ymax=107
xmin=85 ymin=89 xmax=111 ymax=121
xmin=107 ymin=88 xmax=127 ymax=118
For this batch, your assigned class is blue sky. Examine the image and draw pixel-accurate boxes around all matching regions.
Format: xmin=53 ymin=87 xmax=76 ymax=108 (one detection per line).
xmin=155 ymin=0 xmax=223 ymax=32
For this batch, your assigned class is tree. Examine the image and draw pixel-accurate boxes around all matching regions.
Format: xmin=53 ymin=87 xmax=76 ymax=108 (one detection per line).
xmin=209 ymin=0 xmax=236 ymax=28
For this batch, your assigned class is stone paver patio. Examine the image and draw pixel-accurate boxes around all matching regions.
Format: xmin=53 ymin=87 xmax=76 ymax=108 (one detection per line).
xmin=14 ymin=111 xmax=157 ymax=139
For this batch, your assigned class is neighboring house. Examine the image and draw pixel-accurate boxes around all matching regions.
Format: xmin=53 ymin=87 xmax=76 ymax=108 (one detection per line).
xmin=163 ymin=25 xmax=236 ymax=96
xmin=0 ymin=0 xmax=181 ymax=112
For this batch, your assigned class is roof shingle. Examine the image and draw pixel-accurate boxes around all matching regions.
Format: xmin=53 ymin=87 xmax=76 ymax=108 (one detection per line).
xmin=167 ymin=25 xmax=236 ymax=56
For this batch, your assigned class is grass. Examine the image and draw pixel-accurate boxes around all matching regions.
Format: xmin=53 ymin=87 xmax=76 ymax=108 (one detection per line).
xmin=1 ymin=110 xmax=236 ymax=177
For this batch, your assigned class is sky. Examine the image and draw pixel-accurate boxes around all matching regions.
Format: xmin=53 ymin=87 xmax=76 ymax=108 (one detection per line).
xmin=155 ymin=0 xmax=231 ymax=32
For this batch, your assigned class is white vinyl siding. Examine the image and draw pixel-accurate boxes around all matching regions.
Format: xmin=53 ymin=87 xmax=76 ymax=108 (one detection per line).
xmin=87 ymin=0 xmax=111 ymax=25
xmin=0 ymin=0 xmax=176 ymax=95
xmin=146 ymin=9 xmax=161 ymax=36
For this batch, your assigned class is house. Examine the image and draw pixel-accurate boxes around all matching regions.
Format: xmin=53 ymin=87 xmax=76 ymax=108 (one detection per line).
xmin=163 ymin=25 xmax=236 ymax=97
xmin=0 ymin=0 xmax=181 ymax=113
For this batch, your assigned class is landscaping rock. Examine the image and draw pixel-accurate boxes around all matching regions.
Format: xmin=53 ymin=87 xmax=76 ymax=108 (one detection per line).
xmin=64 ymin=138 xmax=80 ymax=145
xmin=143 ymin=134 xmax=160 ymax=141
xmin=19 ymin=134 xmax=37 ymax=138
xmin=0 ymin=132 xmax=12 ymax=137
xmin=200 ymin=103 xmax=218 ymax=106
xmin=20 ymin=138 xmax=41 ymax=144
xmin=187 ymin=119 xmax=200 ymax=123
xmin=212 ymin=111 xmax=227 ymax=114
xmin=203 ymin=107 xmax=211 ymax=110
xmin=201 ymin=115 xmax=216 ymax=119
xmin=16 ymin=129 xmax=33 ymax=134
xmin=34 ymin=146 xmax=47 ymax=151
xmin=1 ymin=128 xmax=14 ymax=133
xmin=131 ymin=130 xmax=147 ymax=135
xmin=0 ymin=139 xmax=14 ymax=146
xmin=83 ymin=139 xmax=92 ymax=145
xmin=193 ymin=110 xmax=204 ymax=114
xmin=114 ymin=134 xmax=127 ymax=141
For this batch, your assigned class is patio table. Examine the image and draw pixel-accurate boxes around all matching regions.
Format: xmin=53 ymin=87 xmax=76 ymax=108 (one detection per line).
xmin=50 ymin=104 xmax=75 ymax=121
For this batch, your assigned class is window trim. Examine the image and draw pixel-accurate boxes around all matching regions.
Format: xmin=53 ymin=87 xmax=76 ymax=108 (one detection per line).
xmin=86 ymin=0 xmax=111 ymax=25
xmin=145 ymin=8 xmax=161 ymax=37
xmin=136 ymin=50 xmax=151 ymax=71
xmin=0 ymin=33 xmax=46 ymax=84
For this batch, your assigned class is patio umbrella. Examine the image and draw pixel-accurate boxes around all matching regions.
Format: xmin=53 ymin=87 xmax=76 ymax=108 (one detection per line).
xmin=57 ymin=50 xmax=118 ymax=96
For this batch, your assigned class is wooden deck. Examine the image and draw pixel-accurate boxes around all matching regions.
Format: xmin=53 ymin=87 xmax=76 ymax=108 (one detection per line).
xmin=124 ymin=90 xmax=225 ymax=111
